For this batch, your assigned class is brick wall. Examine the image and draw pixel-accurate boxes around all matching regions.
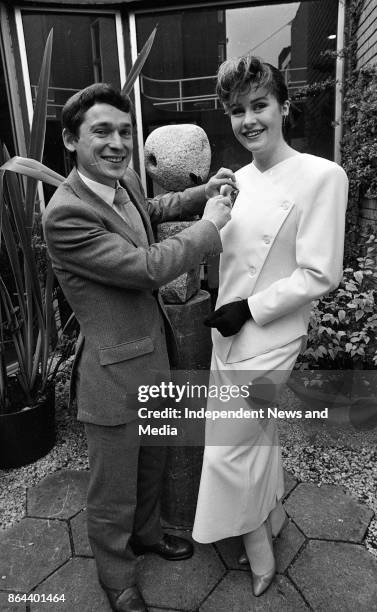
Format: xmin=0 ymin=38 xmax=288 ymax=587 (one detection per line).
xmin=360 ymin=197 xmax=377 ymax=235
xmin=357 ymin=0 xmax=377 ymax=68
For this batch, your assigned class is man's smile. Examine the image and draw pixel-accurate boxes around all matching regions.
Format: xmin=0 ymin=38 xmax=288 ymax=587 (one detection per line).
xmin=102 ymin=156 xmax=126 ymax=163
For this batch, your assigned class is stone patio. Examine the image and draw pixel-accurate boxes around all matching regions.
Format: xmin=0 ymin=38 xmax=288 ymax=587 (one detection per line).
xmin=0 ymin=468 xmax=376 ymax=611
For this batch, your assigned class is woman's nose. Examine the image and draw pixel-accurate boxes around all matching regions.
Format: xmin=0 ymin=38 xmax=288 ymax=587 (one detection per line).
xmin=243 ymin=109 xmax=256 ymax=126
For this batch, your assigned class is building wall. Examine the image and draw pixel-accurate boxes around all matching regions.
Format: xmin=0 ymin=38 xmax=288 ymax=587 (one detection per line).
xmin=357 ymin=0 xmax=377 ymax=67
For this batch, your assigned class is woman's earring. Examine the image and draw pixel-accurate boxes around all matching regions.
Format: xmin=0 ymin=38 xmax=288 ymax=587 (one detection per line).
xmin=282 ymin=115 xmax=287 ymax=128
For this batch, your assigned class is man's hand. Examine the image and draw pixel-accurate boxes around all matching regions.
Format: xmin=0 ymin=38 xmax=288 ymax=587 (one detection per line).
xmin=204 ymin=300 xmax=252 ymax=337
xmin=202 ymin=195 xmax=232 ymax=230
xmin=205 ymin=168 xmax=238 ymax=199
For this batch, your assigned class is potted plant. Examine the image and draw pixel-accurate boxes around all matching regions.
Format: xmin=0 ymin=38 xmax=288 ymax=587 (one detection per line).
xmin=0 ymin=30 xmax=68 ymax=468
xmin=0 ymin=29 xmax=157 ymax=468
xmin=289 ymin=234 xmax=377 ymax=429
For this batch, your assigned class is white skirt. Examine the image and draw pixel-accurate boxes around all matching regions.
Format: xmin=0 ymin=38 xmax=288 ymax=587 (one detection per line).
xmin=192 ymin=337 xmax=302 ymax=543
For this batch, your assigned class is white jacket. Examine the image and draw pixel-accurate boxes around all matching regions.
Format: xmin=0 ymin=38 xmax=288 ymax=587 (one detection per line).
xmin=213 ymin=153 xmax=349 ymax=364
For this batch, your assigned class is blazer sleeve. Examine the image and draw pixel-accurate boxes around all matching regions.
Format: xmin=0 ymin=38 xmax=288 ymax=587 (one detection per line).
xmin=43 ymin=197 xmax=221 ymax=291
xmin=122 ymin=167 xmax=208 ymax=224
xmin=247 ymin=164 xmax=349 ymax=327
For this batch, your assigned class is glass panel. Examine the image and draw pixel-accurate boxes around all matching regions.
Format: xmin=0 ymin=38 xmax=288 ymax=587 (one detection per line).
xmin=136 ymin=1 xmax=338 ymax=187
xmin=21 ymin=11 xmax=121 ymax=179
xmin=0 ymin=44 xmax=15 ymax=156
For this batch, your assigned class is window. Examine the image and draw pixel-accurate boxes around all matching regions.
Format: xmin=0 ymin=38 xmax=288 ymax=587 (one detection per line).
xmin=20 ymin=10 xmax=123 ymax=179
xmin=136 ymin=1 xmax=339 ymax=180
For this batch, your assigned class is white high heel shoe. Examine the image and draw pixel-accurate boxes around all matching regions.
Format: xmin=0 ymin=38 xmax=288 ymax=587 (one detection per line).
xmin=238 ymin=509 xmax=288 ymax=566
xmin=242 ymin=520 xmax=276 ymax=597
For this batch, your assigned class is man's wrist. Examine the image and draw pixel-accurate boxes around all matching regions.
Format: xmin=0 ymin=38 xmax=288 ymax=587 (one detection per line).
xmin=203 ymin=218 xmax=221 ymax=233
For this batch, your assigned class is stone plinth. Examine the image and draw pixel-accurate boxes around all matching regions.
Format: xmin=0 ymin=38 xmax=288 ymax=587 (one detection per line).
xmin=165 ymin=290 xmax=212 ymax=369
xmin=157 ymin=222 xmax=200 ymax=304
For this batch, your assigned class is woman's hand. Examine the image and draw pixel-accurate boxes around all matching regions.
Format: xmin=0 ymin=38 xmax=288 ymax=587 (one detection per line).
xmin=204 ymin=299 xmax=252 ymax=337
xmin=205 ymin=168 xmax=238 ymax=199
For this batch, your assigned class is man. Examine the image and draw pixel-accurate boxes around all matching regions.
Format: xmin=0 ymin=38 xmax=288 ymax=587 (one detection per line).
xmin=43 ymin=83 xmax=235 ymax=612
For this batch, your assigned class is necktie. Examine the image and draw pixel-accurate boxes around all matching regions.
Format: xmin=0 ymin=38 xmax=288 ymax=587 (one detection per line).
xmin=113 ymin=186 xmax=149 ymax=247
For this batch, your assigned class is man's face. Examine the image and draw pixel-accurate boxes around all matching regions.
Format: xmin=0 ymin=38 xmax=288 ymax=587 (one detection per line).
xmin=63 ymin=103 xmax=133 ymax=187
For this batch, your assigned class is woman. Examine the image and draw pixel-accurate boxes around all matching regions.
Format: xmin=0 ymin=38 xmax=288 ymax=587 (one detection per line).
xmin=192 ymin=54 xmax=348 ymax=597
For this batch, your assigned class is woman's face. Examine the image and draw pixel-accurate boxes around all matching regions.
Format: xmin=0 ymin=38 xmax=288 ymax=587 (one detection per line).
xmin=229 ymin=86 xmax=289 ymax=157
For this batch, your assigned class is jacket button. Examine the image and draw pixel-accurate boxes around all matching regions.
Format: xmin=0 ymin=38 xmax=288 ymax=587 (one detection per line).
xmin=263 ymin=235 xmax=271 ymax=244
xmin=282 ymin=200 xmax=291 ymax=210
xmin=249 ymin=266 xmax=256 ymax=276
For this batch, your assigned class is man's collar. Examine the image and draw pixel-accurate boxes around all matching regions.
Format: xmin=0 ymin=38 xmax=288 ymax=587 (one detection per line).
xmin=77 ymin=170 xmax=116 ymax=206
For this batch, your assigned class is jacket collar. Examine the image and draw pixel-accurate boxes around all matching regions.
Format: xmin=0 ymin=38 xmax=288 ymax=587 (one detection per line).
xmin=65 ymin=167 xmax=153 ymax=246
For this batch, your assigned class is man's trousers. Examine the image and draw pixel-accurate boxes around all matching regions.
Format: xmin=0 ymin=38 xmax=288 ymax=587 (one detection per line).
xmin=85 ymin=420 xmax=166 ymax=589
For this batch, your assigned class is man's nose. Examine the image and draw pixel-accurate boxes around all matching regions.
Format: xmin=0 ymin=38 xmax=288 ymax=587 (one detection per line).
xmin=108 ymin=131 xmax=124 ymax=148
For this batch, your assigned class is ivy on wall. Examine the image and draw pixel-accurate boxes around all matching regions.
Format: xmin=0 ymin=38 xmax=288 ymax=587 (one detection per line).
xmin=341 ymin=0 xmax=377 ymax=263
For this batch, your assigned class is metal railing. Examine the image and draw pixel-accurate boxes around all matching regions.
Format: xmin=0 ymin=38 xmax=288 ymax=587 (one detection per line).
xmin=30 ymin=67 xmax=309 ymax=116
xmin=140 ymin=67 xmax=308 ymax=111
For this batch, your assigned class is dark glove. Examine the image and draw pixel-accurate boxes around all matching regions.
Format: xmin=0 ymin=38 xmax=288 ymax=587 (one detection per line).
xmin=204 ymin=299 xmax=252 ymax=337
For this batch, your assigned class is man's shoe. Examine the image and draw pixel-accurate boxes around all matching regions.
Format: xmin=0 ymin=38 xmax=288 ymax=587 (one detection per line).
xmin=131 ymin=533 xmax=193 ymax=560
xmin=102 ymin=585 xmax=146 ymax=612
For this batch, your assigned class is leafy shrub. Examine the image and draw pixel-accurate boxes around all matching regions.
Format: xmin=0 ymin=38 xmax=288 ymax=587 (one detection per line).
xmin=296 ymin=234 xmax=377 ymax=370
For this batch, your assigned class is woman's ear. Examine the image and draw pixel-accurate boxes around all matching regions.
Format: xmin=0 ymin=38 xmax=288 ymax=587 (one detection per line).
xmin=62 ymin=128 xmax=78 ymax=152
xmin=282 ymin=100 xmax=290 ymax=117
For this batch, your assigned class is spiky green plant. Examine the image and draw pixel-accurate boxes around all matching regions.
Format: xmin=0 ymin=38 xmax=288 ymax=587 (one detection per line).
xmin=0 ymin=27 xmax=157 ymax=413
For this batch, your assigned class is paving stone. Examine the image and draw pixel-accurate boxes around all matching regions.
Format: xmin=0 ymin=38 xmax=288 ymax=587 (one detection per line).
xmin=199 ymin=571 xmax=308 ymax=611
xmin=27 ymin=470 xmax=89 ymax=520
xmin=136 ymin=531 xmax=225 ymax=610
xmin=0 ymin=592 xmax=27 ymax=611
xmin=0 ymin=518 xmax=70 ymax=592
xmin=215 ymin=520 xmax=304 ymax=574
xmin=284 ymin=483 xmax=373 ymax=541
xmin=274 ymin=520 xmax=305 ymax=573
xmin=289 ymin=540 xmax=377 ymax=611
xmin=214 ymin=537 xmax=249 ymax=572
xmin=283 ymin=470 xmax=298 ymax=499
xmin=70 ymin=510 xmax=92 ymax=557
xmin=30 ymin=557 xmax=110 ymax=612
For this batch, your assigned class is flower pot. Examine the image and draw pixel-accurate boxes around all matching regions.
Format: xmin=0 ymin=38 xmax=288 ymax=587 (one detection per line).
xmin=288 ymin=373 xmax=377 ymax=429
xmin=0 ymin=386 xmax=55 ymax=469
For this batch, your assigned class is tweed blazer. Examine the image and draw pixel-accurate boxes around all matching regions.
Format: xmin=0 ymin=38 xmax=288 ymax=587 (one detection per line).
xmin=213 ymin=153 xmax=349 ymax=364
xmin=43 ymin=167 xmax=221 ymax=425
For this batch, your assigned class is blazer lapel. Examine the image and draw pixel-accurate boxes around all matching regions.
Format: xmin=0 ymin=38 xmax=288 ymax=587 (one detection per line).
xmin=66 ymin=168 xmax=145 ymax=247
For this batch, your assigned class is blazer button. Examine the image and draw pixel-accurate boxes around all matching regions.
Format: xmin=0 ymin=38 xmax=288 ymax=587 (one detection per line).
xmin=249 ymin=265 xmax=256 ymax=277
xmin=263 ymin=235 xmax=271 ymax=244
xmin=281 ymin=200 xmax=291 ymax=210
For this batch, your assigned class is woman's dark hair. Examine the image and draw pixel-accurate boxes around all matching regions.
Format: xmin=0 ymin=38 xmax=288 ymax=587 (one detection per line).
xmin=61 ymin=82 xmax=136 ymax=136
xmin=216 ymin=54 xmax=289 ymax=110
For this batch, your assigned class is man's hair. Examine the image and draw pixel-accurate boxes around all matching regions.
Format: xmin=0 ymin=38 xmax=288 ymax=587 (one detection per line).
xmin=216 ymin=54 xmax=289 ymax=110
xmin=62 ymin=82 xmax=136 ymax=136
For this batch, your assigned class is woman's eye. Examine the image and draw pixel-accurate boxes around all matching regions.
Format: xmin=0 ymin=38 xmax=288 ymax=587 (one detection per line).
xmin=230 ymin=107 xmax=244 ymax=116
xmin=254 ymin=103 xmax=267 ymax=111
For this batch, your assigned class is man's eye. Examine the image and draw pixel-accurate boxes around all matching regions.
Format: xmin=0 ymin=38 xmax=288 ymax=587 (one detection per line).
xmin=121 ymin=130 xmax=132 ymax=138
xmin=95 ymin=129 xmax=108 ymax=135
